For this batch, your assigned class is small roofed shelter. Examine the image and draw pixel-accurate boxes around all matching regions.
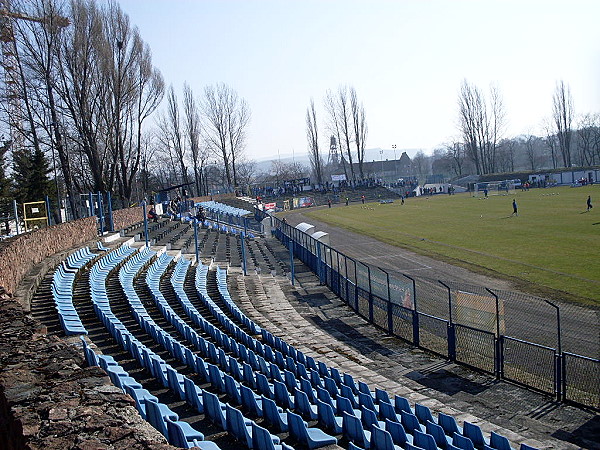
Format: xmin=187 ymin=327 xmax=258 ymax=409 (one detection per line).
xmin=311 ymin=231 xmax=329 ymax=245
xmin=295 ymin=222 xmax=315 ymax=235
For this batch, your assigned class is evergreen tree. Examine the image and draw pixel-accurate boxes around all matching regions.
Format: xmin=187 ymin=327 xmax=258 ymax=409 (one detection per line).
xmin=11 ymin=147 xmax=52 ymax=203
xmin=0 ymin=140 xmax=10 ymax=198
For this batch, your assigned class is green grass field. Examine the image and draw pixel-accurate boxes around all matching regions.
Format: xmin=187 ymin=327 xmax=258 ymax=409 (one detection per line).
xmin=304 ymin=185 xmax=600 ymax=305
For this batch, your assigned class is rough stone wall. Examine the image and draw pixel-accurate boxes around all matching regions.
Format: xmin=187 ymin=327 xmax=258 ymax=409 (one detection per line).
xmin=0 ymin=298 xmax=173 ymax=450
xmin=0 ymin=217 xmax=97 ymax=298
xmin=112 ymin=206 xmax=144 ymax=232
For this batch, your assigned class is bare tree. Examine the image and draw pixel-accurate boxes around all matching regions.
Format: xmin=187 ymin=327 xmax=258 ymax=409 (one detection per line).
xmin=201 ymin=83 xmax=250 ymax=189
xmin=349 ymin=86 xmax=368 ymax=179
xmin=575 ymin=113 xmax=599 ymax=166
xmin=552 ymin=80 xmax=574 ymax=168
xmin=183 ymin=83 xmax=204 ymax=196
xmin=457 ymin=80 xmax=505 ymax=174
xmin=305 ymin=98 xmax=323 ymax=185
xmin=324 ymin=91 xmax=348 ymax=180
xmin=445 ymin=141 xmax=466 ymax=177
xmin=325 ymin=86 xmax=355 ymax=181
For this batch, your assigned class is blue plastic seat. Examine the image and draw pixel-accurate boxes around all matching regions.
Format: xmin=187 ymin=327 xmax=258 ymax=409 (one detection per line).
xmin=202 ymin=390 xmax=227 ymax=430
xmin=519 ymin=444 xmax=539 ymax=450
xmin=288 ymin=410 xmax=337 ymax=449
xmin=464 ymin=421 xmax=490 ymax=449
xmin=385 ymin=419 xmax=414 ymax=447
xmin=343 ymin=411 xmax=372 ymax=448
xmin=374 ymin=388 xmax=390 ymax=405
xmin=183 ymin=377 xmax=204 ymax=414
xmin=439 ymin=413 xmax=463 ymax=437
xmin=165 ymin=417 xmax=204 ymax=448
xmin=490 ymin=431 xmax=514 ymax=450
xmin=414 ymin=430 xmax=438 ymax=450
xmin=361 ymin=405 xmax=385 ymax=432
xmin=224 ymin=374 xmax=242 ymax=406
xmin=394 ymin=395 xmax=412 ymax=414
xmin=379 ymin=401 xmax=401 ymax=423
xmin=166 ymin=367 xmax=186 ymax=401
xmin=453 ymin=432 xmax=475 ymax=450
xmin=256 ymin=372 xmax=274 ymax=398
xmin=415 ymin=403 xmax=436 ymax=425
xmin=359 ymin=391 xmax=379 ymax=414
xmin=146 ymin=398 xmax=178 ymax=437
xmin=371 ymin=425 xmax=402 ymax=450
xmin=294 ymin=389 xmax=318 ymax=420
xmin=426 ymin=420 xmax=453 ymax=449
xmin=316 ymin=399 xmax=343 ymax=434
xmin=274 ymin=379 xmax=295 ymax=410
xmin=225 ymin=404 xmax=262 ymax=448
xmin=251 ymin=422 xmax=295 ymax=450
xmin=401 ymin=410 xmax=425 ymax=435
xmin=337 ymin=395 xmax=362 ymax=420
xmin=241 ymin=384 xmax=263 ymax=418
xmin=262 ymin=395 xmax=288 ymax=432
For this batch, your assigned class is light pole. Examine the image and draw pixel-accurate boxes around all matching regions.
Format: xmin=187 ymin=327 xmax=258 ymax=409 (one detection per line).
xmin=392 ymin=144 xmax=397 ymax=179
xmin=380 ymin=149 xmax=384 ymax=180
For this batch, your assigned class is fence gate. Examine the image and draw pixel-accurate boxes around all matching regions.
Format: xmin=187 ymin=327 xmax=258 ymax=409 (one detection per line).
xmin=23 ymin=201 xmax=48 ymax=232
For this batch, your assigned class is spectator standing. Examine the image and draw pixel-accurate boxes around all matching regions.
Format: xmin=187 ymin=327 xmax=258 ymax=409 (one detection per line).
xmin=512 ymin=199 xmax=518 ymax=216
xmin=587 ymin=195 xmax=593 ymax=211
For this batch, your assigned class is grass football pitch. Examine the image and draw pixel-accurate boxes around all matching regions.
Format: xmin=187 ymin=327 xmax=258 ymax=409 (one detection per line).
xmin=305 ymin=185 xmax=600 ymax=305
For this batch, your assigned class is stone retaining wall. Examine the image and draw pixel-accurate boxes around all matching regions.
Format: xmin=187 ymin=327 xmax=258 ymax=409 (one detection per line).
xmin=112 ymin=205 xmax=144 ymax=232
xmin=0 ymin=298 xmax=173 ymax=450
xmin=0 ymin=217 xmax=97 ymax=298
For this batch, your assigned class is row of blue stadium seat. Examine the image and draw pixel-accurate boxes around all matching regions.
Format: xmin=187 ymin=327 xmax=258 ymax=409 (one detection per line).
xmin=206 ymin=264 xmax=536 ymax=450
xmin=88 ymin=244 xmax=221 ymax=449
xmin=78 ymin=241 xmax=536 ymax=450
xmin=119 ymin=247 xmax=290 ymax=449
xmin=197 ymin=200 xmax=251 ymax=217
xmin=52 ymin=246 xmax=98 ymax=335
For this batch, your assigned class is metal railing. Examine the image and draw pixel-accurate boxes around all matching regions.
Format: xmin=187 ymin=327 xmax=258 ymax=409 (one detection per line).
xmin=267 ymin=213 xmax=599 ymax=410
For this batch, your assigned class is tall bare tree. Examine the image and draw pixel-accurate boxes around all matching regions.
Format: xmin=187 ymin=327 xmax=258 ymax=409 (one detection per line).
xmin=552 ymin=80 xmax=574 ymax=168
xmin=325 ymin=86 xmax=355 ymax=181
xmin=201 ymin=83 xmax=250 ymax=189
xmin=457 ymin=80 xmax=505 ymax=174
xmin=183 ymin=83 xmax=204 ymax=196
xmin=349 ymin=86 xmax=368 ymax=179
xmin=305 ymin=98 xmax=323 ymax=185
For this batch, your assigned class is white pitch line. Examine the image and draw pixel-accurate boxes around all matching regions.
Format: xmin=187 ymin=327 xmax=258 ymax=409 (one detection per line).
xmin=358 ymin=253 xmax=432 ymax=270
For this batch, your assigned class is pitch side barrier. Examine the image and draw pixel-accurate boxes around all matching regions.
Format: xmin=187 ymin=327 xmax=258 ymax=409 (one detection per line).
xmin=255 ymin=211 xmax=599 ymax=410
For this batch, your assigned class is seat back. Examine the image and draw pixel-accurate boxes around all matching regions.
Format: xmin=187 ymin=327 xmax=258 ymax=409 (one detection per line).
xmin=224 ymin=374 xmax=241 ymax=405
xmin=379 ymin=401 xmax=398 ymax=422
xmin=262 ymin=395 xmax=287 ymax=432
xmin=287 ymin=410 xmax=308 ymax=443
xmin=375 ymin=388 xmax=390 ymax=405
xmin=343 ymin=411 xmax=369 ymax=447
xmin=453 ymin=432 xmax=476 ymax=450
xmin=371 ymin=425 xmax=396 ymax=450
xmin=490 ymin=431 xmax=513 ymax=450
xmin=316 ymin=399 xmax=336 ymax=431
xmin=202 ymin=390 xmax=226 ymax=429
xmin=274 ymin=379 xmax=294 ymax=409
xmin=361 ymin=405 xmax=381 ymax=431
xmin=415 ymin=403 xmax=435 ymax=425
xmin=385 ymin=419 xmax=410 ymax=446
xmin=359 ymin=391 xmax=377 ymax=411
xmin=146 ymin=399 xmax=168 ymax=437
xmin=225 ymin=404 xmax=251 ymax=447
xmin=337 ymin=395 xmax=356 ymax=417
xmin=183 ymin=377 xmax=204 ymax=413
xmin=394 ymin=395 xmax=411 ymax=414
xmin=251 ymin=422 xmax=276 ymax=450
xmin=240 ymin=384 xmax=262 ymax=417
xmin=426 ymin=420 xmax=450 ymax=448
xmin=401 ymin=410 xmax=423 ymax=434
xmin=439 ymin=413 xmax=462 ymax=436
xmin=414 ymin=429 xmax=438 ymax=450
xmin=464 ymin=421 xmax=487 ymax=448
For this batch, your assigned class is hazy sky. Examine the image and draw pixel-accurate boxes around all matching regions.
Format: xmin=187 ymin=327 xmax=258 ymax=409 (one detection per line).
xmin=118 ymin=0 xmax=599 ymax=161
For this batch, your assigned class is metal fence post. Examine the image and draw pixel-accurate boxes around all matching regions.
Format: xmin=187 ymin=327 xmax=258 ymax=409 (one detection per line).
xmin=381 ymin=268 xmax=394 ymax=334
xmin=142 ymin=201 xmax=149 ymax=247
xmin=88 ymin=192 xmax=94 ymax=216
xmin=194 ymin=219 xmax=199 ymax=264
xmin=316 ymin=242 xmax=323 ymax=284
xmin=12 ymin=200 xmax=20 ymax=235
xmin=97 ymin=191 xmax=104 ymax=234
xmin=107 ymin=191 xmax=114 ymax=231
xmin=367 ymin=264 xmax=373 ymax=322
xmin=544 ymin=300 xmax=562 ymax=401
xmin=241 ymin=231 xmax=247 ymax=276
xmin=486 ymin=288 xmax=502 ymax=380
xmin=289 ymin=240 xmax=295 ymax=286
xmin=45 ymin=196 xmax=52 ymax=226
xmin=404 ymin=273 xmax=419 ymax=346
xmin=439 ymin=280 xmax=456 ymax=361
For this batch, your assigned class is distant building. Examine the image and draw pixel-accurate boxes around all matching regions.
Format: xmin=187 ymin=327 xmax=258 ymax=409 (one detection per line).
xmin=352 ymin=151 xmax=413 ymax=181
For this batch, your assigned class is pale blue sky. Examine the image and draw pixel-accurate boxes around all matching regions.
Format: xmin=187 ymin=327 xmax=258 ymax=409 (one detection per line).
xmin=118 ymin=0 xmax=599 ymax=161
